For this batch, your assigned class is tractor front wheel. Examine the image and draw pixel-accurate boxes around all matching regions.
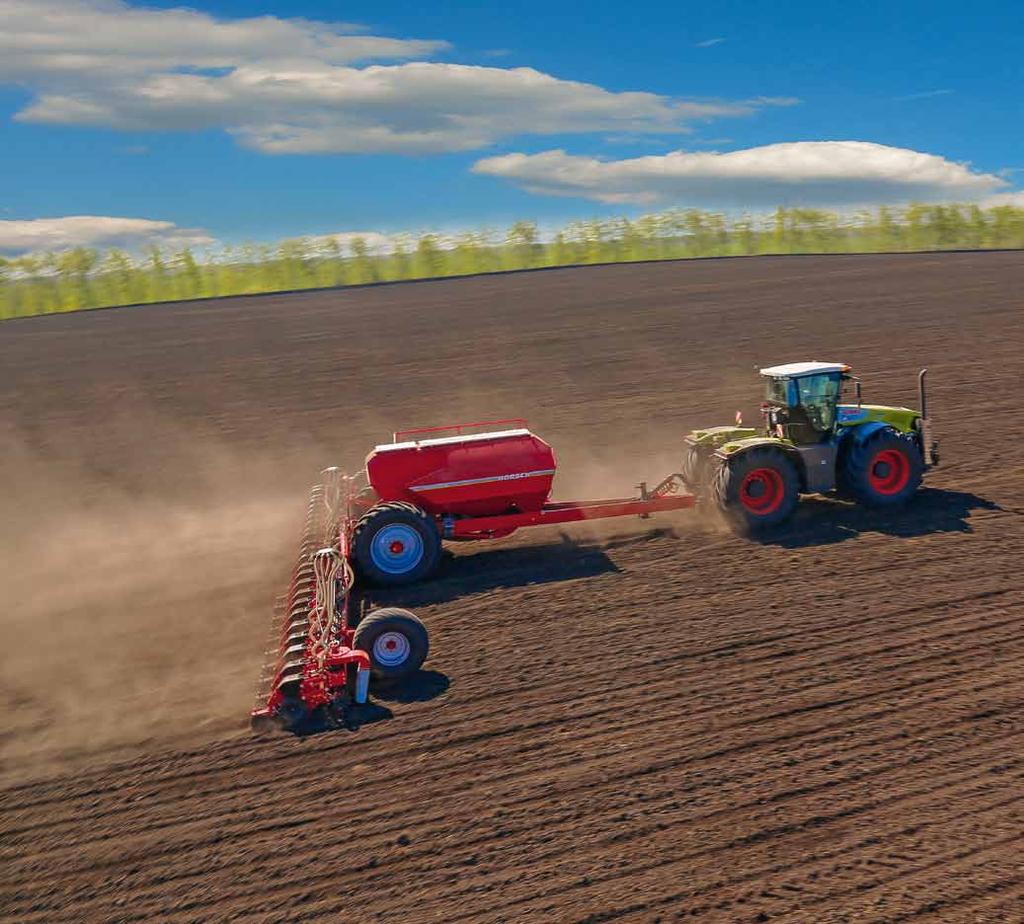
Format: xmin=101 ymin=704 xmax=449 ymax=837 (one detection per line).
xmin=839 ymin=428 xmax=923 ymax=507
xmin=712 ymin=448 xmax=800 ymax=532
xmin=353 ymin=608 xmax=430 ymax=682
xmin=352 ymin=502 xmax=442 ymax=586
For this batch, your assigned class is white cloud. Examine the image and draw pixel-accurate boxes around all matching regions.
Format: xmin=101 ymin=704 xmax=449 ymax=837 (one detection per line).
xmin=0 ymin=0 xmax=790 ymax=154
xmin=0 ymin=216 xmax=214 ymax=255
xmin=220 ymin=66 xmax=768 ymax=155
xmin=472 ymin=142 xmax=1008 ymax=206
xmin=983 ymin=191 xmax=1024 ymax=208
xmin=695 ymin=38 xmax=726 ymax=48
xmin=893 ymin=89 xmax=954 ymax=102
xmin=0 ymin=0 xmax=444 ymax=78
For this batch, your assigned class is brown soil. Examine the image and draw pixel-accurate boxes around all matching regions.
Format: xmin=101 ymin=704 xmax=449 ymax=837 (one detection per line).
xmin=2 ymin=252 xmax=1023 ymax=923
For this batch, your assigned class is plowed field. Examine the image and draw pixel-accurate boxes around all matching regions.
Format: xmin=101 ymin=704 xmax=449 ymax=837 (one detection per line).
xmin=2 ymin=252 xmax=1023 ymax=922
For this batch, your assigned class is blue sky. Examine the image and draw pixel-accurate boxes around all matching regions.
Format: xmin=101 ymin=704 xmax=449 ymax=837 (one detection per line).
xmin=1 ymin=0 xmax=1022 ymax=253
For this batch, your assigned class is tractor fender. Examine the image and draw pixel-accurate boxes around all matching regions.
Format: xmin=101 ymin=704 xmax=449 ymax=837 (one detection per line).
xmin=713 ymin=436 xmax=797 ymax=459
xmin=836 ymin=421 xmax=898 ymax=468
xmin=837 ymin=420 xmax=893 ymax=447
xmin=837 ymin=419 xmax=927 ymax=468
xmin=714 ymin=436 xmax=840 ymax=494
xmin=713 ymin=437 xmax=809 ymax=489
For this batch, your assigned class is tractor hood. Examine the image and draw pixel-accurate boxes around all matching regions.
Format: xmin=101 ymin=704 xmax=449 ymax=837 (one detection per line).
xmin=837 ymin=404 xmax=919 ymax=433
xmin=685 ymin=425 xmax=758 ymax=447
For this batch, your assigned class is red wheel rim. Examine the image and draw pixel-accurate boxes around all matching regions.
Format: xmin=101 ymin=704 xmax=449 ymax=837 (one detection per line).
xmin=868 ymin=448 xmax=910 ymax=495
xmin=739 ymin=467 xmax=785 ymax=514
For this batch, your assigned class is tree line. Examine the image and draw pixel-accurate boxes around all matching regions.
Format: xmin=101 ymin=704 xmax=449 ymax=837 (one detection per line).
xmin=2 ymin=203 xmax=1023 ymax=320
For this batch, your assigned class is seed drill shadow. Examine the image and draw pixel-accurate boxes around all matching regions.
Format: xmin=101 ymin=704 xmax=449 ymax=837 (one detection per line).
xmin=760 ymin=488 xmax=1002 ymax=549
xmin=289 ymin=540 xmax=619 ymax=740
xmin=367 ymin=536 xmax=621 ymax=608
xmin=289 ymin=669 xmax=450 ymax=738
xmin=372 ymin=669 xmax=450 ymax=704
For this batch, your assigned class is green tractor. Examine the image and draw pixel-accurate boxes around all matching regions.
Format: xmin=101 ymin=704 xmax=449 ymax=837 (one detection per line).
xmin=683 ymin=362 xmax=939 ymax=532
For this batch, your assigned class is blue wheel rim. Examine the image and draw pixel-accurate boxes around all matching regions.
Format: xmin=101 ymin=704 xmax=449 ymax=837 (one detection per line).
xmin=370 ymin=523 xmax=424 ymax=575
xmin=373 ymin=631 xmax=412 ymax=667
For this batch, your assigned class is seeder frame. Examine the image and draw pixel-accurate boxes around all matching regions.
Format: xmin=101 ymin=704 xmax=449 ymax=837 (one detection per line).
xmin=252 ymin=427 xmax=698 ymax=731
xmin=252 ymin=469 xmax=372 ymax=731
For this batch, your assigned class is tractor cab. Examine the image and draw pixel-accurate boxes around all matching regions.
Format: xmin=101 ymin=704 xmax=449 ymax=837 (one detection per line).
xmin=759 ymin=361 xmax=851 ymax=445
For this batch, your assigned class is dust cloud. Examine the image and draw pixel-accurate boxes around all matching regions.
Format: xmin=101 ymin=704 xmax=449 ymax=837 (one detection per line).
xmin=0 ymin=395 xmax=713 ymax=779
xmin=0 ymin=422 xmax=305 ymax=780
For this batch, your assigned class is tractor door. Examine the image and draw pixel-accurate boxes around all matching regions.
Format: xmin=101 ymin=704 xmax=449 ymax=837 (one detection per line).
xmin=795 ymin=372 xmax=843 ymax=434
xmin=794 ymin=442 xmax=838 ymax=493
xmin=765 ymin=372 xmax=842 ymax=445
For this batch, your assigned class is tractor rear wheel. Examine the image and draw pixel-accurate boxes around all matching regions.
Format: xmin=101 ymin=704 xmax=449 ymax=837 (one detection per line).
xmin=681 ymin=442 xmax=710 ymax=495
xmin=353 ymin=608 xmax=429 ymax=682
xmin=352 ymin=503 xmax=442 ymax=586
xmin=712 ymin=447 xmax=800 ymax=532
xmin=839 ymin=427 xmax=922 ymax=507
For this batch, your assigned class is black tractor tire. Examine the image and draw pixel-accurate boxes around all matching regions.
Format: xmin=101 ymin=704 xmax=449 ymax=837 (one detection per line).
xmin=352 ymin=607 xmax=430 ymax=682
xmin=711 ymin=447 xmax=800 ymax=533
xmin=838 ymin=427 xmax=923 ymax=507
xmin=351 ymin=502 xmax=442 ymax=586
xmin=681 ymin=442 xmax=710 ymax=495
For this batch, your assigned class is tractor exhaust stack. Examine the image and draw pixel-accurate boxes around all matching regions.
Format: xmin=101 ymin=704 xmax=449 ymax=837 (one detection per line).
xmin=918 ymin=368 xmax=937 ymax=466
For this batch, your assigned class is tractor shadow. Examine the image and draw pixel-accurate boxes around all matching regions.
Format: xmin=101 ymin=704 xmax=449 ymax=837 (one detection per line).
xmin=365 ymin=536 xmax=620 ymax=608
xmin=761 ymin=487 xmax=1001 ymax=549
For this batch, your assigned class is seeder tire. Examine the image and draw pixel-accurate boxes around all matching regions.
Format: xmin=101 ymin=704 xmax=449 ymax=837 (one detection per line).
xmin=353 ymin=607 xmax=429 ymax=682
xmin=352 ymin=503 xmax=442 ymax=586
xmin=712 ymin=447 xmax=800 ymax=533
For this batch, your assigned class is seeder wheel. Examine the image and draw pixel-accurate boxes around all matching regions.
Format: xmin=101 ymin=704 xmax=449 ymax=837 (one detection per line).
xmin=353 ymin=608 xmax=430 ymax=682
xmin=351 ymin=503 xmax=442 ymax=586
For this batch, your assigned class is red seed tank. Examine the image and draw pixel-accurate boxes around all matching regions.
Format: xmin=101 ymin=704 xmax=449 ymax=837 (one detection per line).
xmin=366 ymin=427 xmax=556 ymax=518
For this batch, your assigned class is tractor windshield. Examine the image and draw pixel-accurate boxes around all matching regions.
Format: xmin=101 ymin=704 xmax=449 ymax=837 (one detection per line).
xmin=763 ymin=372 xmax=843 ymax=436
xmin=796 ymin=373 xmax=842 ymax=430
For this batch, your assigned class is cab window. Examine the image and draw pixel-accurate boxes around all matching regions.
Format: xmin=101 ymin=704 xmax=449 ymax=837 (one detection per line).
xmin=765 ymin=377 xmax=791 ymax=405
xmin=797 ymin=373 xmax=841 ymax=430
xmin=797 ymin=373 xmax=841 ymax=404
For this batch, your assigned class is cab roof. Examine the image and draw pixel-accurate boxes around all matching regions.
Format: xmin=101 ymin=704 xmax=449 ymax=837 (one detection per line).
xmin=759 ymin=361 xmax=850 ymax=378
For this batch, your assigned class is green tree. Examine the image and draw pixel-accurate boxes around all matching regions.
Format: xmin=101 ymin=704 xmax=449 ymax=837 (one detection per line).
xmin=413 ymin=234 xmax=446 ymax=278
xmin=349 ymin=237 xmax=379 ymax=284
xmin=98 ymin=249 xmax=139 ymax=306
xmin=505 ymin=220 xmax=540 ymax=269
xmin=55 ymin=247 xmax=98 ymax=310
xmin=5 ymin=202 xmax=1024 ymax=321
